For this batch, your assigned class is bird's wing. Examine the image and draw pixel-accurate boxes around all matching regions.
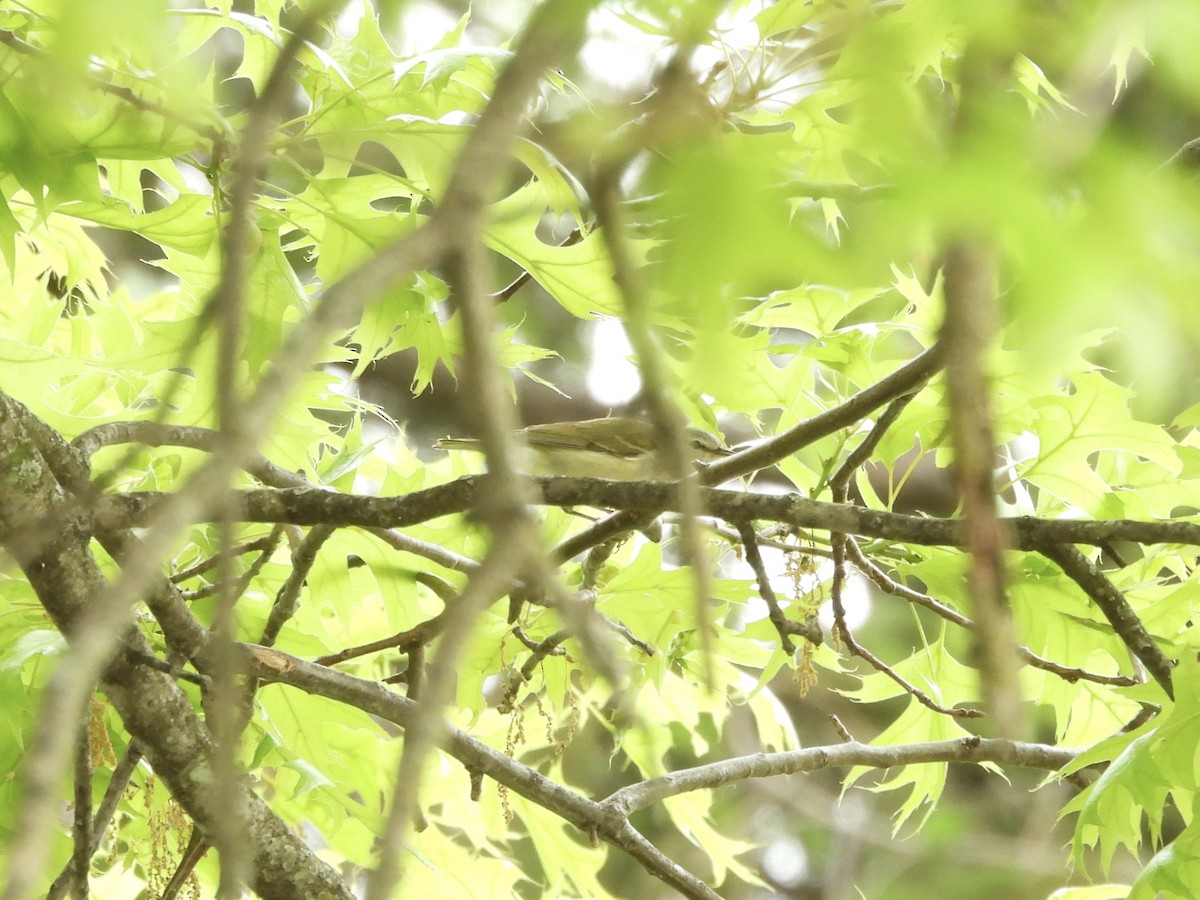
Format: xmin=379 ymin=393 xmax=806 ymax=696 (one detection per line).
xmin=522 ymin=418 xmax=656 ymax=457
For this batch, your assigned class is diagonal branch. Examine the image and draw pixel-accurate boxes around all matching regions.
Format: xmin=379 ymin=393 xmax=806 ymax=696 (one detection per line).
xmin=831 ymin=534 xmax=983 ymax=719
xmin=364 ymin=3 xmax=598 ymax=896
xmin=846 ymin=538 xmax=1137 ymax=688
xmin=245 ymin=641 xmax=1079 ymax=899
xmin=703 ymin=343 xmax=945 ymax=483
xmin=591 ymin=171 xmax=718 ymax=683
xmin=735 ymin=521 xmax=821 ymax=652
xmin=1039 ymin=543 xmax=1175 ymax=698
xmin=246 ymin=645 xmax=719 ymax=900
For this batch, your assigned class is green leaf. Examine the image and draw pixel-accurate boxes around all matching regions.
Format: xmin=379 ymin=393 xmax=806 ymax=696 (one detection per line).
xmin=485 ymin=183 xmax=627 ymax=319
xmin=1020 ymin=372 xmax=1181 ymax=514
xmin=61 ymin=194 xmax=216 ymax=256
xmin=0 ymin=630 xmax=66 ymax=672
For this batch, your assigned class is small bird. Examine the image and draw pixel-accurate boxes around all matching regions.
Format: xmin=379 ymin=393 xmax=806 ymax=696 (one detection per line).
xmin=434 ymin=416 xmax=731 ymax=480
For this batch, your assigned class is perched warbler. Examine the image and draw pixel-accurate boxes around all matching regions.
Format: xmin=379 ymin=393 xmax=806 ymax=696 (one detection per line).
xmin=434 ymin=416 xmax=730 ymax=480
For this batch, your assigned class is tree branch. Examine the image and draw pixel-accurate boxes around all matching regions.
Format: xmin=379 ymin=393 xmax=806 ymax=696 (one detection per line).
xmin=601 ymin=736 xmax=1078 ymax=818
xmin=1038 ymin=543 xmax=1175 ymax=698
xmin=95 ymin=479 xmax=1200 ymax=554
xmin=0 ymin=396 xmax=353 ymax=900
xmin=735 ymin=521 xmax=821 ymax=652
xmin=364 ymin=3 xmax=597 ymax=895
xmin=591 ymin=167 xmax=718 ymax=684
xmin=832 ymin=534 xmax=983 ymax=719
xmin=846 ymin=537 xmax=1137 ymax=688
xmin=246 ymin=644 xmax=719 ymax=900
xmin=703 ymin=343 xmax=945 ymax=483
xmin=47 ymin=745 xmax=144 ymax=900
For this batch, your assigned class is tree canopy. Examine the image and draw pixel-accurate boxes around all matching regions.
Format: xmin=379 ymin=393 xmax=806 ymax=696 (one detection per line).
xmin=3 ymin=1 xmax=1200 ymax=898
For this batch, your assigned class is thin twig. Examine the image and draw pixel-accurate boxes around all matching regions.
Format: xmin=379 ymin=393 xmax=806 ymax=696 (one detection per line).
xmin=183 ymin=523 xmax=285 ymax=602
xmin=597 ymin=612 xmax=657 ymax=657
xmin=170 ymin=535 xmax=280 ymax=584
xmin=73 ymin=422 xmax=307 ymax=489
xmin=847 ymin=538 xmax=1136 ymax=688
xmin=159 ymin=828 xmax=209 ymax=900
xmin=832 ymin=534 xmax=983 ymax=719
xmin=493 ymin=228 xmax=583 ymax=302
xmin=703 ymin=343 xmax=945 ymax=483
xmin=828 ymin=715 xmax=855 ymax=743
xmin=260 ymin=525 xmax=334 ymax=647
xmin=592 ymin=173 xmax=717 ymax=684
xmin=735 ymin=521 xmax=821 ymax=653
xmin=516 ymin=627 xmax=571 ymax=681
xmin=70 ymin=716 xmax=91 ymax=900
xmin=314 ymin=612 xmax=448 ymax=668
xmin=47 ymin=744 xmax=145 ymax=900
xmin=844 ymin=537 xmax=972 ymax=626
xmin=827 ymin=393 xmax=917 ymax=499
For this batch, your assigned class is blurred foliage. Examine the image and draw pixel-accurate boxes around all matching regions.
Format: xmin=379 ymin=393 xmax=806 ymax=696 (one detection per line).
xmin=2 ymin=0 xmax=1200 ymax=898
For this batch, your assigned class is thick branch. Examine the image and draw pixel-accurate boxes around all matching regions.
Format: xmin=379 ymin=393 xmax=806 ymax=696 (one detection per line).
xmin=0 ymin=395 xmax=352 ymax=900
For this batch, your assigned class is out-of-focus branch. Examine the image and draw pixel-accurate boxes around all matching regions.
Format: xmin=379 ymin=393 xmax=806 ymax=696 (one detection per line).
xmin=209 ymin=9 xmax=351 ymax=884
xmin=591 ymin=174 xmax=717 ymax=682
xmin=247 ymin=643 xmax=719 ymax=900
xmin=942 ymin=240 xmax=1022 ymax=737
xmin=0 ymin=28 xmax=228 ymax=152
xmin=0 ymin=395 xmax=353 ymax=900
xmin=363 ymin=3 xmax=597 ymax=896
xmin=248 ymin=642 xmax=1079 ymax=899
